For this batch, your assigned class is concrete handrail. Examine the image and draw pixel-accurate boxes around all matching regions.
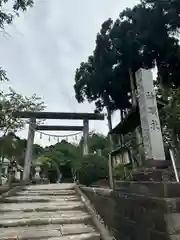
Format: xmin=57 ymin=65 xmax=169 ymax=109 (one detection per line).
xmin=79 ymin=185 xmax=113 ymax=196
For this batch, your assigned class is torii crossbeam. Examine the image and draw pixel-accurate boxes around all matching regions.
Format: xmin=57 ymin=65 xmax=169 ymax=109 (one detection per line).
xmin=13 ymin=111 xmax=104 ymax=120
xmin=35 ymin=125 xmax=84 ymax=131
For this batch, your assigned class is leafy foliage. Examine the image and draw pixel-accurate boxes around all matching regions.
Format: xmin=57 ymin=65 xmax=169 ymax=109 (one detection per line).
xmin=76 ymin=155 xmax=108 ymax=186
xmin=74 ymin=0 xmax=180 ymax=114
xmin=0 ymin=88 xmax=45 ymax=136
xmin=0 ymin=133 xmax=43 ymax=166
xmin=0 ymin=0 xmax=34 ymax=81
xmin=30 ymin=133 xmax=111 ymax=184
xmin=160 ymin=88 xmax=180 ymax=134
xmin=0 ymin=0 xmax=33 ymax=29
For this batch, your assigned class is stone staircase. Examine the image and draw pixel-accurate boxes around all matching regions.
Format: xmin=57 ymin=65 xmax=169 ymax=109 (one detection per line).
xmin=0 ymin=183 xmax=101 ymax=240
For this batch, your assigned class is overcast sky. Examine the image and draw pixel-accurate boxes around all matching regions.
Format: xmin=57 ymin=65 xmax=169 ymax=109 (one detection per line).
xmin=1 ymin=0 xmax=140 ymax=146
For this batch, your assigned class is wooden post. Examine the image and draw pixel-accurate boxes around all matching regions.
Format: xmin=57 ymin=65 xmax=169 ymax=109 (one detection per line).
xmin=107 ymin=108 xmax=114 ymax=189
xmin=83 ymin=119 xmax=89 ymax=156
xmin=23 ymin=118 xmax=36 ymax=180
xmin=108 ymin=153 xmax=114 ymax=189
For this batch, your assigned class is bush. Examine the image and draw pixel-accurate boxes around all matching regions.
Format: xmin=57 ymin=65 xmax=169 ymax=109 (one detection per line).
xmin=77 ymin=155 xmax=108 ymax=186
xmin=113 ymin=165 xmax=133 ymax=180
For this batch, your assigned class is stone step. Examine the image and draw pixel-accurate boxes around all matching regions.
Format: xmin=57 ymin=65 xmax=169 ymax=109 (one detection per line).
xmin=0 ymin=210 xmax=88 ymax=220
xmin=0 ymin=224 xmax=97 ymax=239
xmin=0 ymin=233 xmax=100 ymax=240
xmin=24 ymin=183 xmax=75 ymax=191
xmin=40 ymin=233 xmax=100 ymax=240
xmin=0 ymin=201 xmax=84 ymax=212
xmin=0 ymin=215 xmax=91 ymax=227
xmin=1 ymin=195 xmax=79 ymax=203
xmin=16 ymin=190 xmax=76 ymax=196
xmin=0 ymin=183 xmax=100 ymax=239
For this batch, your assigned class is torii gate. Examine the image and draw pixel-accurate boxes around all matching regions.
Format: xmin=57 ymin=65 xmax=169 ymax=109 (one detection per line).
xmin=13 ymin=111 xmax=104 ymax=180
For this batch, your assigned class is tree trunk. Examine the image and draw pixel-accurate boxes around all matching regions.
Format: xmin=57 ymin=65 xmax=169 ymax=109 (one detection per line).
xmin=107 ymin=107 xmax=114 ymax=148
xmin=0 ymin=151 xmax=4 ymax=185
xmin=135 ymin=127 xmax=144 ymax=166
xmin=107 ymin=107 xmax=112 ymax=132
xmin=156 ymin=59 xmax=164 ymax=90
xmin=129 ymin=68 xmax=143 ymax=165
xmin=129 ymin=68 xmax=137 ymax=107
xmin=170 ymin=130 xmax=180 ymax=162
xmin=119 ymin=109 xmax=124 ymax=147
xmin=0 ymin=164 xmax=2 ymax=185
xmin=52 ymin=161 xmax=61 ymax=183
xmin=106 ymin=107 xmax=114 ymax=189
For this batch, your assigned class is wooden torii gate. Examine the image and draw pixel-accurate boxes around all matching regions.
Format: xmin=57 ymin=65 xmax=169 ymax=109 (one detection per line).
xmin=13 ymin=111 xmax=104 ymax=180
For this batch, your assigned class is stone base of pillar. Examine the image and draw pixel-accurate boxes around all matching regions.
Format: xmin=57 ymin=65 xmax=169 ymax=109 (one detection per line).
xmin=129 ymin=159 xmax=177 ymax=181
xmin=132 ymin=167 xmax=178 ymax=181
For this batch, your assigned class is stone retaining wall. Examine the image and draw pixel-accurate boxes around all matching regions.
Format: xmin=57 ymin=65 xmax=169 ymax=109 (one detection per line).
xmin=80 ymin=182 xmax=180 ymax=240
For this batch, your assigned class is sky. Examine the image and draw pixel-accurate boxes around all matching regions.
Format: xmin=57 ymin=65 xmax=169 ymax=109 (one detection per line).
xmin=1 ymin=0 xmax=140 ymax=146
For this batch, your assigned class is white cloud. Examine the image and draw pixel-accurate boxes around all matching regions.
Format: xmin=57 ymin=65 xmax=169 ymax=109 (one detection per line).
xmin=0 ymin=0 xmax=140 ymax=146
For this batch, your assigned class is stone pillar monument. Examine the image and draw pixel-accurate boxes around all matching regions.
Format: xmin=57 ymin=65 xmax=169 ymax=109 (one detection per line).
xmin=23 ymin=118 xmax=36 ymax=180
xmin=83 ymin=119 xmax=89 ymax=156
xmin=135 ymin=68 xmax=166 ymax=167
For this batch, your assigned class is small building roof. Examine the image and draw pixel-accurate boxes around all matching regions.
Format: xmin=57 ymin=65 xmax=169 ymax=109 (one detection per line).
xmin=110 ymin=106 xmax=140 ymax=135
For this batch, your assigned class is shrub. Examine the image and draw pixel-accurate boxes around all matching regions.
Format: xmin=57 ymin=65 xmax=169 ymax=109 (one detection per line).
xmin=77 ymin=155 xmax=108 ymax=186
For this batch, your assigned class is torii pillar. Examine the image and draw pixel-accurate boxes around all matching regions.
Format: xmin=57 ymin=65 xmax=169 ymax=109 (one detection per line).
xmin=23 ymin=118 xmax=36 ymax=180
xmin=83 ymin=119 xmax=89 ymax=156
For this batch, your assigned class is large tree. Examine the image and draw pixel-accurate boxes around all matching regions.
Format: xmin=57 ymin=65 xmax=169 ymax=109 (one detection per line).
xmin=74 ymin=19 xmax=132 ymax=114
xmin=74 ymin=0 xmax=180 ymax=165
xmin=74 ymin=1 xmax=180 ymax=115
xmin=121 ymin=2 xmax=180 ymax=88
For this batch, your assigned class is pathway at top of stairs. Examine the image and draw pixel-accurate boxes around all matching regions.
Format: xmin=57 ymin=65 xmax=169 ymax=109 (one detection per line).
xmin=0 ymin=183 xmax=100 ymax=240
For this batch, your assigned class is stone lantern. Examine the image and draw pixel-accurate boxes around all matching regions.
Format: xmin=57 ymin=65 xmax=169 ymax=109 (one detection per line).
xmin=32 ymin=160 xmax=42 ymax=184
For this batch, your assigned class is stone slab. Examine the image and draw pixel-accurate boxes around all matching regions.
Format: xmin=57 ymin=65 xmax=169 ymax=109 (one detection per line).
xmin=0 ymin=229 xmax=61 ymax=240
xmin=0 ymin=201 xmax=84 ymax=212
xmin=16 ymin=190 xmax=76 ymax=196
xmin=25 ymin=183 xmax=75 ymax=191
xmin=0 ymin=224 xmax=96 ymax=239
xmin=43 ymin=233 xmax=100 ymax=240
xmin=0 ymin=215 xmax=91 ymax=227
xmin=0 ymin=210 xmax=88 ymax=220
xmin=60 ymin=224 xmax=96 ymax=235
xmin=1 ymin=195 xmax=79 ymax=203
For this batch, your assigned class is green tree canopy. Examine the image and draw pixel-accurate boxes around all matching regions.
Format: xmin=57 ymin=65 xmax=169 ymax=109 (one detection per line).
xmin=74 ymin=0 xmax=180 ymax=114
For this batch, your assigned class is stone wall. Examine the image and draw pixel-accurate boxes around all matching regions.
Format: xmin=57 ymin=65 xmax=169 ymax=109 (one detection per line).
xmin=80 ymin=182 xmax=180 ymax=240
